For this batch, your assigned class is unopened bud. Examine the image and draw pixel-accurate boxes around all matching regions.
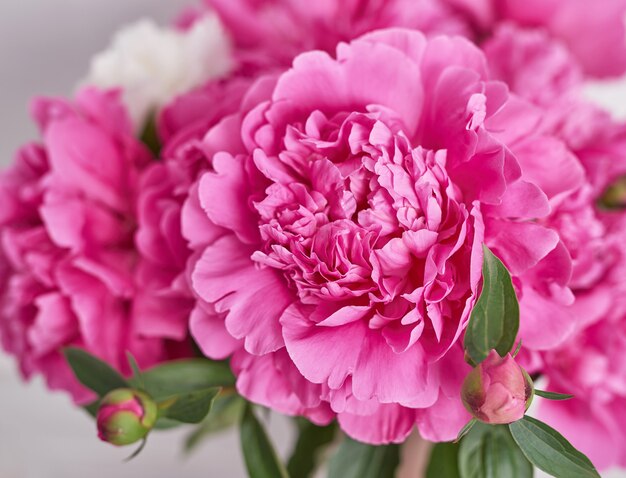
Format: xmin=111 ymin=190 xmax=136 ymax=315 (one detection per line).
xmin=97 ymin=388 xmax=157 ymax=446
xmin=461 ymin=350 xmax=533 ymax=425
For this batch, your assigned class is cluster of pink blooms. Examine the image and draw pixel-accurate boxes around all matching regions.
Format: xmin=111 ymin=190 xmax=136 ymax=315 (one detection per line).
xmin=3 ymin=0 xmax=626 ymax=468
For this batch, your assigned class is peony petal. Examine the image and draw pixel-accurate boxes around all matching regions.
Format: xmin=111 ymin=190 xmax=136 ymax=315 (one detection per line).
xmin=28 ymin=293 xmax=78 ymax=357
xmin=338 ymin=403 xmax=417 ymax=445
xmin=44 ymin=117 xmax=127 ymax=212
xmin=415 ymin=391 xmax=471 ymax=442
xmin=198 ymin=154 xmax=260 ymax=245
xmin=486 ymin=219 xmax=560 ymax=276
xmin=192 ymin=235 xmax=290 ymax=355
xmin=190 ymin=304 xmax=242 ymax=360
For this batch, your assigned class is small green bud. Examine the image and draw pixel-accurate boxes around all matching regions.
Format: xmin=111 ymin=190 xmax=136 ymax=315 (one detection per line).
xmin=96 ymin=388 xmax=157 ymax=446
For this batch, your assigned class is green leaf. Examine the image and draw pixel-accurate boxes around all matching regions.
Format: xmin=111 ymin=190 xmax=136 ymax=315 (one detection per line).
xmin=509 ymin=416 xmax=600 ymax=478
xmin=133 ymin=359 xmax=235 ymax=401
xmin=64 ymin=347 xmax=128 ymax=397
xmin=126 ymin=352 xmax=142 ymax=378
xmin=464 ymin=245 xmax=520 ymax=364
xmin=456 ymin=419 xmax=477 ymax=443
xmin=534 ymin=390 xmax=574 ymax=401
xmin=125 ymin=351 xmax=145 ymax=391
xmin=327 ymin=437 xmax=399 ymax=478
xmin=459 ymin=422 xmax=532 ymax=478
xmin=140 ymin=114 xmax=161 ymax=157
xmin=153 ymin=417 xmax=185 ymax=430
xmin=240 ymin=404 xmax=289 ymax=478
xmin=83 ymin=400 xmax=100 ymax=418
xmin=287 ymin=419 xmax=337 ymax=478
xmin=185 ymin=395 xmax=245 ymax=452
xmin=427 ymin=442 xmax=460 ymax=478
xmin=163 ymin=387 xmax=221 ymax=424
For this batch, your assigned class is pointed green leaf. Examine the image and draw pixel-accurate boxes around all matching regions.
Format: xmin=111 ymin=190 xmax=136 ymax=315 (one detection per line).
xmin=64 ymin=347 xmax=128 ymax=397
xmin=534 ymin=390 xmax=574 ymax=401
xmin=464 ymin=245 xmax=520 ymax=364
xmin=83 ymin=400 xmax=100 ymax=418
xmin=509 ymin=416 xmax=600 ymax=478
xmin=427 ymin=442 xmax=460 ymax=478
xmin=456 ymin=419 xmax=477 ymax=443
xmin=328 ymin=437 xmax=399 ymax=478
xmin=287 ymin=419 xmax=337 ymax=478
xmin=134 ymin=359 xmax=235 ymax=401
xmin=164 ymin=387 xmax=221 ymax=424
xmin=240 ymin=404 xmax=289 ymax=478
xmin=153 ymin=417 xmax=185 ymax=430
xmin=459 ymin=423 xmax=532 ymax=478
xmin=185 ymin=395 xmax=245 ymax=452
xmin=125 ymin=351 xmax=144 ymax=389
xmin=140 ymin=114 xmax=161 ymax=156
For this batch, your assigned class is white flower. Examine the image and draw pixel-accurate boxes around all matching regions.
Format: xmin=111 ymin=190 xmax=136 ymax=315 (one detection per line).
xmin=85 ymin=13 xmax=233 ymax=129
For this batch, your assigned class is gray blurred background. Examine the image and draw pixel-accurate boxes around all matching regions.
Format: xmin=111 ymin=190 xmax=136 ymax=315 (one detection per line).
xmin=0 ymin=1 xmax=625 ymax=477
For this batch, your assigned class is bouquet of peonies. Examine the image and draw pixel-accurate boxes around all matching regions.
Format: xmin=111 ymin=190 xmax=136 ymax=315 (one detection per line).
xmin=4 ymin=0 xmax=626 ymax=476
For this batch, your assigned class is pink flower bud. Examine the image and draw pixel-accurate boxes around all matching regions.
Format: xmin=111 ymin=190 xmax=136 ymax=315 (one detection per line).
xmin=461 ymin=350 xmax=534 ymax=425
xmin=97 ymin=389 xmax=158 ymax=446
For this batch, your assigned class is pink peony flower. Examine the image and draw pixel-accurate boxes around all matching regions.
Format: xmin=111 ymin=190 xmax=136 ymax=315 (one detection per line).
xmin=461 ymin=350 xmax=533 ymax=424
xmin=483 ymin=24 xmax=582 ymax=108
xmin=538 ymin=213 xmax=626 ymax=470
xmin=0 ymin=88 xmax=190 ymax=403
xmin=481 ymin=24 xmax=626 ymax=355
xmin=448 ymin=0 xmax=626 ymax=77
xmin=184 ymin=29 xmax=577 ymax=443
xmin=203 ymin=0 xmax=471 ymax=69
xmin=482 ymin=22 xmax=626 ymax=198
xmin=485 ymin=28 xmax=626 ymax=466
xmin=134 ymin=75 xmax=257 ymax=365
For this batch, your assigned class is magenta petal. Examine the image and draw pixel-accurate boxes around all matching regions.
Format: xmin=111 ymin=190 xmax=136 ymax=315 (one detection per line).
xmin=192 ymin=235 xmax=290 ymax=355
xmin=518 ymin=285 xmax=576 ymax=350
xmin=274 ymin=38 xmax=424 ymax=136
xmin=338 ymin=403 xmax=417 ymax=445
xmin=181 ymin=181 xmax=225 ymax=249
xmin=233 ymin=349 xmax=334 ymax=426
xmin=28 ymin=293 xmax=77 ymax=357
xmin=44 ymin=117 xmax=126 ymax=212
xmin=486 ymin=179 xmax=550 ymax=219
xmin=132 ymin=291 xmax=191 ymax=341
xmin=538 ymin=397 xmax=620 ymax=470
xmin=282 ymin=304 xmax=366 ymax=389
xmin=352 ymin=333 xmax=429 ymax=404
xmin=513 ymin=136 xmax=585 ymax=204
xmin=198 ymin=155 xmax=260 ymax=245
xmin=190 ymin=304 xmax=241 ymax=360
xmin=487 ymin=220 xmax=560 ymax=276
xmin=415 ymin=392 xmax=471 ymax=442
xmin=317 ymin=305 xmax=371 ymax=327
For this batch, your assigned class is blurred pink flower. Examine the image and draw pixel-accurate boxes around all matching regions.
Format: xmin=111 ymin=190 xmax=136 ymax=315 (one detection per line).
xmin=448 ymin=0 xmax=626 ymax=77
xmin=483 ymin=24 xmax=582 ymax=107
xmin=480 ymin=24 xmax=626 ymax=358
xmin=482 ymin=22 xmax=626 ymax=198
xmin=184 ymin=29 xmax=576 ymax=443
xmin=134 ymin=75 xmax=256 ymax=366
xmin=537 ymin=212 xmax=626 ymax=470
xmin=203 ymin=0 xmax=470 ymax=69
xmin=0 ymin=88 xmax=189 ymax=403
